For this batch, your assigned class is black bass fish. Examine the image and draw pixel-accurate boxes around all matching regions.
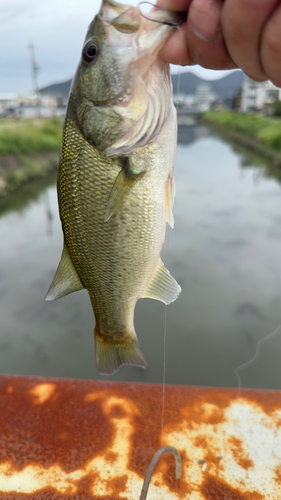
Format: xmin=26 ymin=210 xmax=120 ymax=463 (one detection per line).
xmin=46 ymin=0 xmax=181 ymax=374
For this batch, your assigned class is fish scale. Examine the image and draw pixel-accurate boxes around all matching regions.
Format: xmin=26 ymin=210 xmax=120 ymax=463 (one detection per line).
xmin=46 ymin=0 xmax=181 ymax=374
xmin=60 ymin=115 xmax=163 ymax=333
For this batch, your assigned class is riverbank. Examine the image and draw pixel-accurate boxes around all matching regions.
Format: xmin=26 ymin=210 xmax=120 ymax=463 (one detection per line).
xmin=0 ymin=118 xmax=62 ymax=197
xmin=202 ymin=111 xmax=281 ymax=168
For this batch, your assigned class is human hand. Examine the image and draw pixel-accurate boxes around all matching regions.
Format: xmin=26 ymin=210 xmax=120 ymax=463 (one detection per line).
xmin=156 ymin=0 xmax=281 ymax=87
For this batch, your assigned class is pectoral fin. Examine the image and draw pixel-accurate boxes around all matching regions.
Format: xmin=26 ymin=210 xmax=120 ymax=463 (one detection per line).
xmin=104 ymin=157 xmax=145 ymax=222
xmin=143 ymin=259 xmax=181 ymax=305
xmin=45 ymin=243 xmax=84 ymax=301
xmin=166 ymin=175 xmax=175 ymax=228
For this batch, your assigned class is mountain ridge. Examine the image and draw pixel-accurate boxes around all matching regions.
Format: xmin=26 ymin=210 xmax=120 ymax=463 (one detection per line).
xmin=39 ymin=70 xmax=244 ymax=100
xmin=171 ymin=70 xmax=244 ymax=98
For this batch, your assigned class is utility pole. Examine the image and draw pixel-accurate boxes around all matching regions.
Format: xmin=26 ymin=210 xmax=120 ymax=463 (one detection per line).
xmin=28 ymin=41 xmax=40 ymax=117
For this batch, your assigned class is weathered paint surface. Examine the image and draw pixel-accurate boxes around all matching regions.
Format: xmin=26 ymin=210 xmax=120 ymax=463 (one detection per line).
xmin=0 ymin=375 xmax=281 ymax=499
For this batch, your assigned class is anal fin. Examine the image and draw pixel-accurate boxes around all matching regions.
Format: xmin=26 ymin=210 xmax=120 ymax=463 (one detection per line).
xmin=143 ymin=259 xmax=181 ymax=305
xmin=45 ymin=243 xmax=84 ymax=301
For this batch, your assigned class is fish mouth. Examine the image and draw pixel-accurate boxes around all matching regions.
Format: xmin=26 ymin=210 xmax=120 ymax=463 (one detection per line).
xmin=99 ymin=0 xmax=182 ymax=52
xmin=87 ymin=1 xmax=179 ymax=155
xmin=100 ymin=0 xmax=186 ymax=28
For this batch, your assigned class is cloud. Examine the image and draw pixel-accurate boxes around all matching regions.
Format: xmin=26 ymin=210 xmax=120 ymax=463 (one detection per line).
xmin=0 ymin=0 xmax=111 ymax=93
xmin=0 ymin=0 xmax=230 ymax=94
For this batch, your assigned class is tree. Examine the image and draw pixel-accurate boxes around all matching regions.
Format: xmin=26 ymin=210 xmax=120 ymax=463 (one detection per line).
xmin=272 ymin=99 xmax=281 ymax=116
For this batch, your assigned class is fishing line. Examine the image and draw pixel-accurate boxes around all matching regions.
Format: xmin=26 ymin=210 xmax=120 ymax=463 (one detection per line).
xmin=161 ymin=304 xmax=167 ymax=447
xmin=175 ymin=62 xmax=182 ymax=112
xmin=161 ymin=39 xmax=182 ymax=449
xmin=138 ymin=2 xmax=186 ymax=26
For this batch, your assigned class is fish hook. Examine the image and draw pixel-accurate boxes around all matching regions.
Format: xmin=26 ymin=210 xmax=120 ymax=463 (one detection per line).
xmin=137 ymin=2 xmax=185 ymax=27
xmin=139 ymin=445 xmax=182 ymax=500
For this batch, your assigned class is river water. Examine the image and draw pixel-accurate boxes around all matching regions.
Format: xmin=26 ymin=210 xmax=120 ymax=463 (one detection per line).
xmin=1 ymin=124 xmax=281 ymax=390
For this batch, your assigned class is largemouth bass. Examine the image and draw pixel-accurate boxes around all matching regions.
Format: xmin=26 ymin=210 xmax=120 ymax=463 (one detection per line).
xmin=46 ymin=0 xmax=181 ymax=374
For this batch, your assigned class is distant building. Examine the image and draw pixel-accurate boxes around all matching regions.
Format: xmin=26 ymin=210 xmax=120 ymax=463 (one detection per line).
xmin=0 ymin=93 xmax=67 ymax=118
xmin=195 ymin=84 xmax=216 ymax=112
xmin=241 ymin=77 xmax=281 ymax=113
xmin=173 ymin=93 xmax=196 ymax=110
xmin=0 ymin=94 xmax=18 ymax=117
xmin=173 ymin=84 xmax=217 ymax=112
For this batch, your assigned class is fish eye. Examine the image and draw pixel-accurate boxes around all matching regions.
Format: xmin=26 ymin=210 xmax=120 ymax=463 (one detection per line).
xmin=82 ymin=38 xmax=100 ymax=64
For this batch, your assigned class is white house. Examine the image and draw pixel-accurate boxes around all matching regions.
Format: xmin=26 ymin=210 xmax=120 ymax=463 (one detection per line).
xmin=241 ymin=77 xmax=281 ymax=113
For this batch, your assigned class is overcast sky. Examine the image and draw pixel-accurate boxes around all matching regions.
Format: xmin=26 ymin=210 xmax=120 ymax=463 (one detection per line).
xmin=0 ymin=0 xmax=235 ymax=95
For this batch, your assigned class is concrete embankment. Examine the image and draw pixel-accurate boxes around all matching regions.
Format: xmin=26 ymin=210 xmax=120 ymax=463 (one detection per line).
xmin=0 ymin=150 xmax=59 ymax=198
xmin=201 ymin=111 xmax=281 ymax=169
xmin=0 ymin=118 xmax=62 ymax=198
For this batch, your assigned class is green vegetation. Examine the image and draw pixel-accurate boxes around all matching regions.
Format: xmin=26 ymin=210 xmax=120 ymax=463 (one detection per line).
xmin=0 ymin=117 xmax=63 ymax=155
xmin=204 ymin=111 xmax=281 ymax=151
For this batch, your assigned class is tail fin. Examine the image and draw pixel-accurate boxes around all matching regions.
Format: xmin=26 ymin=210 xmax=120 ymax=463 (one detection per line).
xmin=94 ymin=329 xmax=147 ymax=375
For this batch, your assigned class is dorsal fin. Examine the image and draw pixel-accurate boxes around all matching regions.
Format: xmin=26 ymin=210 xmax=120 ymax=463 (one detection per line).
xmin=45 ymin=243 xmax=84 ymax=301
xmin=143 ymin=259 xmax=181 ymax=304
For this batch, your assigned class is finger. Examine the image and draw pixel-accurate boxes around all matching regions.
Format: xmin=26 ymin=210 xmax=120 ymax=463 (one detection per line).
xmin=155 ymin=0 xmax=193 ymax=65
xmin=186 ymin=32 xmax=237 ymax=69
xmin=188 ymin=0 xmax=222 ymax=43
xmin=159 ymin=23 xmax=193 ymax=65
xmin=222 ymin=0 xmax=280 ymax=81
xmin=156 ymin=0 xmax=192 ymax=11
xmin=261 ymin=3 xmax=281 ymax=87
xmin=185 ymin=0 xmax=236 ymax=69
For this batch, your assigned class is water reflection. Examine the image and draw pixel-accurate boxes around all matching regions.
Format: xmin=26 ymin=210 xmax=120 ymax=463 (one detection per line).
xmin=43 ymin=191 xmax=54 ymax=237
xmin=0 ymin=173 xmax=57 ymax=218
xmin=177 ymin=125 xmax=209 ymax=145
xmin=0 ymin=126 xmax=281 ymax=390
xmin=230 ymin=140 xmax=281 ymax=187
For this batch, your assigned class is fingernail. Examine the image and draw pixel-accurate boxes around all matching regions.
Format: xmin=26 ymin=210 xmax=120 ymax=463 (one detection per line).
xmin=188 ymin=9 xmax=221 ymax=42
